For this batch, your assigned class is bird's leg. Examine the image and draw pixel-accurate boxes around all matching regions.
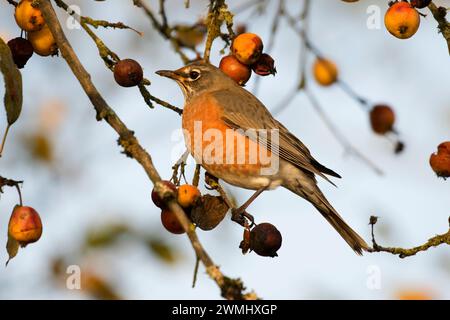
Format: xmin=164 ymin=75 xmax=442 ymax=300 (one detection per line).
xmin=231 ymin=187 xmax=267 ymax=226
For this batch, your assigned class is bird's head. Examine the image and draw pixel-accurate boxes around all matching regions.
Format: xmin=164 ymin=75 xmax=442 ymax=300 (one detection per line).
xmin=156 ymin=60 xmax=236 ymax=101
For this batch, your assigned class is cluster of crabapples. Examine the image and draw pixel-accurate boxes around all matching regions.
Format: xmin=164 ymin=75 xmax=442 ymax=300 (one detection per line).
xmin=344 ymin=0 xmax=431 ymax=39
xmin=151 ymin=180 xmax=282 ymax=257
xmin=313 ymin=58 xmax=396 ymax=136
xmin=219 ymin=32 xmax=276 ymax=86
xmin=7 ymin=0 xmax=58 ymax=69
xmin=110 ymin=32 xmax=278 ymax=89
xmin=8 ymin=0 xmax=144 ymax=87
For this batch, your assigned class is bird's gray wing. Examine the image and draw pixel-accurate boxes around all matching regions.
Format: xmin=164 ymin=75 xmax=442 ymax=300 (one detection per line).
xmin=211 ymin=89 xmax=341 ymax=183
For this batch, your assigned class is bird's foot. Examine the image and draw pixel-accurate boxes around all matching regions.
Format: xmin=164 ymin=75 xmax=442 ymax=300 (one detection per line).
xmin=231 ymin=208 xmax=255 ymax=228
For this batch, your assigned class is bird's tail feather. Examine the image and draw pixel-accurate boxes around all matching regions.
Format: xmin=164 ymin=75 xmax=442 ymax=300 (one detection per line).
xmin=285 ymin=182 xmax=369 ymax=255
xmin=313 ymin=200 xmax=369 ymax=255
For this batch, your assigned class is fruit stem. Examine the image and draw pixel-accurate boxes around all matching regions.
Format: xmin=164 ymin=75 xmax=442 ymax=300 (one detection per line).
xmin=192 ymin=164 xmax=201 ymax=187
xmin=337 ymin=79 xmax=370 ymax=109
xmin=192 ymin=256 xmax=200 ymax=288
xmin=0 ymin=125 xmax=11 ymax=158
xmin=15 ymin=184 xmax=23 ymax=206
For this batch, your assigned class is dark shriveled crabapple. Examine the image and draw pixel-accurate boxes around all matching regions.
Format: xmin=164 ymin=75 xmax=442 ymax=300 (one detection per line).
xmin=114 ymin=59 xmax=144 ymax=87
xmin=250 ymin=223 xmax=282 ymax=257
xmin=189 ymin=195 xmax=228 ymax=231
xmin=410 ymin=0 xmax=432 ymax=9
xmin=8 ymin=37 xmax=34 ymax=69
xmin=251 ymin=53 xmax=277 ymax=76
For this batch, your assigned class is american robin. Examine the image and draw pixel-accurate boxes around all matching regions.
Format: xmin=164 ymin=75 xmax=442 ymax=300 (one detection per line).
xmin=156 ymin=61 xmax=369 ymax=254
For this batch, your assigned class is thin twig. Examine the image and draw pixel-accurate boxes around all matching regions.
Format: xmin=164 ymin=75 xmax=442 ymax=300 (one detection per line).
xmin=305 ymin=90 xmax=384 ymax=175
xmin=267 ymin=0 xmax=310 ymax=115
xmin=0 ymin=176 xmax=23 ymax=205
xmin=53 ymin=0 xmax=141 ymax=34
xmin=232 ymin=0 xmax=267 ymax=15
xmin=205 ymin=173 xmax=236 ymax=210
xmin=139 ymin=84 xmax=183 ymax=115
xmin=285 ymin=8 xmax=401 ymax=155
xmin=158 ymin=0 xmax=168 ymax=30
xmin=368 ymin=216 xmax=450 ymax=258
xmin=53 ymin=1 xmax=182 ymax=115
xmin=192 ymin=256 xmax=200 ymax=288
xmin=271 ymin=88 xmax=299 ymax=116
xmin=298 ymin=0 xmax=311 ymax=90
xmin=171 ymin=150 xmax=189 ymax=185
xmin=133 ymin=0 xmax=190 ymax=64
xmin=336 ymin=80 xmax=369 ymax=109
xmin=428 ymin=2 xmax=450 ymax=55
xmin=335 ymin=80 xmax=404 ymax=154
xmin=203 ymin=0 xmax=225 ymax=62
xmin=252 ymin=0 xmax=284 ymax=96
xmin=82 ymin=17 xmax=143 ymax=36
xmin=0 ymin=125 xmax=11 ymax=158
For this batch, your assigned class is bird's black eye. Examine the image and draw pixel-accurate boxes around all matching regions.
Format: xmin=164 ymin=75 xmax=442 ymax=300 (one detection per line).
xmin=189 ymin=70 xmax=200 ymax=80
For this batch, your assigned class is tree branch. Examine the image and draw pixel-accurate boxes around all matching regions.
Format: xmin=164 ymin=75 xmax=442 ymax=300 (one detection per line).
xmin=39 ymin=0 xmax=256 ymax=300
xmin=133 ymin=0 xmax=191 ymax=64
xmin=368 ymin=216 xmax=450 ymax=258
xmin=305 ymin=90 xmax=384 ymax=175
xmin=428 ymin=2 xmax=450 ymax=55
xmin=203 ymin=0 xmax=234 ymax=62
xmin=158 ymin=0 xmax=169 ymax=30
xmin=53 ymin=0 xmax=140 ymax=34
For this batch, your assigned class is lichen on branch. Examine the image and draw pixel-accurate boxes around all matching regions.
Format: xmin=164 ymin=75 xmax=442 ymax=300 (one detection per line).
xmin=203 ymin=0 xmax=234 ymax=62
xmin=368 ymin=216 xmax=450 ymax=258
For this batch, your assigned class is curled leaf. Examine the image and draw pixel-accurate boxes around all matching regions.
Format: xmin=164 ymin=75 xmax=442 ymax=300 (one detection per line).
xmin=190 ymin=194 xmax=229 ymax=231
xmin=0 ymin=37 xmax=23 ymax=157
xmin=0 ymin=37 xmax=23 ymax=125
xmin=6 ymin=234 xmax=19 ymax=266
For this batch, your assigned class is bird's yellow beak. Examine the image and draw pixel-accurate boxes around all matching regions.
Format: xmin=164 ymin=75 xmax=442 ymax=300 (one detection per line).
xmin=155 ymin=70 xmax=183 ymax=80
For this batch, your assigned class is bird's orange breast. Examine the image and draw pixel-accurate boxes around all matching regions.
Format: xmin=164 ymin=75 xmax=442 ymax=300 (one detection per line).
xmin=182 ymin=94 xmax=274 ymax=182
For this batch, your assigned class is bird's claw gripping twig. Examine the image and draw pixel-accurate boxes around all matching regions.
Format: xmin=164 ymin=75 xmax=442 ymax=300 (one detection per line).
xmin=231 ymin=208 xmax=255 ymax=228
